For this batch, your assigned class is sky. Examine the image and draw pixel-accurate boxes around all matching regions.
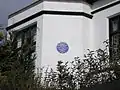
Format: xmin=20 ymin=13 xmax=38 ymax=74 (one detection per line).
xmin=0 ymin=0 xmax=33 ymax=26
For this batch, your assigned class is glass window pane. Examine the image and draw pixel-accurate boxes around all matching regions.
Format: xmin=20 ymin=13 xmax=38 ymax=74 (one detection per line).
xmin=14 ymin=24 xmax=37 ymax=53
xmin=110 ymin=16 xmax=119 ymax=32
xmin=109 ymin=15 xmax=120 ymax=60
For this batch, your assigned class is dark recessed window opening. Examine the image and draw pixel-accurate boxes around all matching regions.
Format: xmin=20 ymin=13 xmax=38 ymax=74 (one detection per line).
xmin=109 ymin=15 xmax=120 ymax=60
xmin=14 ymin=24 xmax=37 ymax=53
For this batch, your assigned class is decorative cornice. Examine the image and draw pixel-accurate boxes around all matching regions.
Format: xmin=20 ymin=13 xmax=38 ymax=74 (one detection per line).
xmin=7 ymin=10 xmax=93 ymax=30
xmin=8 ymin=0 xmax=98 ymax=18
xmin=9 ymin=0 xmax=43 ymax=18
xmin=91 ymin=0 xmax=120 ymax=14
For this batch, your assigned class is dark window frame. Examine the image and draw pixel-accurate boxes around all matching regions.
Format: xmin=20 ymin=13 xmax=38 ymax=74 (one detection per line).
xmin=14 ymin=23 xmax=37 ymax=53
xmin=109 ymin=14 xmax=120 ymax=60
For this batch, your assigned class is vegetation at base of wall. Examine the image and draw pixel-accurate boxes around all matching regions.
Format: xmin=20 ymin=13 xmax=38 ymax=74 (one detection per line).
xmin=0 ymin=32 xmax=120 ymax=90
xmin=0 ymin=32 xmax=36 ymax=90
xmin=36 ymin=40 xmax=120 ymax=90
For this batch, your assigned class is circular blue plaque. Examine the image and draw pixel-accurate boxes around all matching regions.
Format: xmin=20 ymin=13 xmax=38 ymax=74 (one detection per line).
xmin=56 ymin=42 xmax=69 ymax=54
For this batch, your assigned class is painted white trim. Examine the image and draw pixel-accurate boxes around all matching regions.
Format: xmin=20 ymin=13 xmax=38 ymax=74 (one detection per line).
xmin=91 ymin=0 xmax=120 ymax=13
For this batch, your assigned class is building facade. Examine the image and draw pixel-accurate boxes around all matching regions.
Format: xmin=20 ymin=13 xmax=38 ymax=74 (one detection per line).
xmin=7 ymin=0 xmax=120 ymax=71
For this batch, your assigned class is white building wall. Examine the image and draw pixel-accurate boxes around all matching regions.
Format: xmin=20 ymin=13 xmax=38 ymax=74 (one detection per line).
xmin=8 ymin=1 xmax=92 ymax=70
xmin=41 ymin=14 xmax=92 ymax=69
xmin=43 ymin=1 xmax=91 ymax=14
xmin=92 ymin=1 xmax=120 ymax=49
xmin=82 ymin=16 xmax=93 ymax=52
xmin=8 ymin=2 xmax=43 ymax=26
xmin=92 ymin=0 xmax=117 ymax=10
xmin=8 ymin=0 xmax=120 ymax=71
xmin=8 ymin=1 xmax=91 ymax=26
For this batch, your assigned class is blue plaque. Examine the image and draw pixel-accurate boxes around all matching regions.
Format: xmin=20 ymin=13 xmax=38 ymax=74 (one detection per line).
xmin=56 ymin=42 xmax=69 ymax=54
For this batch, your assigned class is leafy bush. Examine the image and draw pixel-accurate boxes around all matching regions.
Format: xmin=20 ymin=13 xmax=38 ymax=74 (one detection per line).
xmin=0 ymin=33 xmax=120 ymax=90
xmin=38 ymin=40 xmax=120 ymax=90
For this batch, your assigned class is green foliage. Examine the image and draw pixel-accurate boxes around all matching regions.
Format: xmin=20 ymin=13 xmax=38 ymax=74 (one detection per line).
xmin=57 ymin=61 xmax=69 ymax=90
xmin=38 ymin=40 xmax=120 ymax=90
xmin=0 ymin=34 xmax=120 ymax=90
xmin=0 ymin=31 xmax=4 ymax=40
xmin=0 ymin=32 xmax=36 ymax=90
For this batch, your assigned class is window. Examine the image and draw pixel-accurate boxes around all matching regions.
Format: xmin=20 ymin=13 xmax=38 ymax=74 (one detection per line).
xmin=15 ymin=24 xmax=37 ymax=53
xmin=109 ymin=15 xmax=120 ymax=60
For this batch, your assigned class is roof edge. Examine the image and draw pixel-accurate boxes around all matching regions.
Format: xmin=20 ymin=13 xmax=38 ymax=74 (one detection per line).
xmin=8 ymin=0 xmax=98 ymax=19
xmin=8 ymin=0 xmax=43 ymax=18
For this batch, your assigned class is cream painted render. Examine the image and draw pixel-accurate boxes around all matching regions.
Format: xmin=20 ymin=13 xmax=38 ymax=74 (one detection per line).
xmin=7 ymin=0 xmax=120 ymax=71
